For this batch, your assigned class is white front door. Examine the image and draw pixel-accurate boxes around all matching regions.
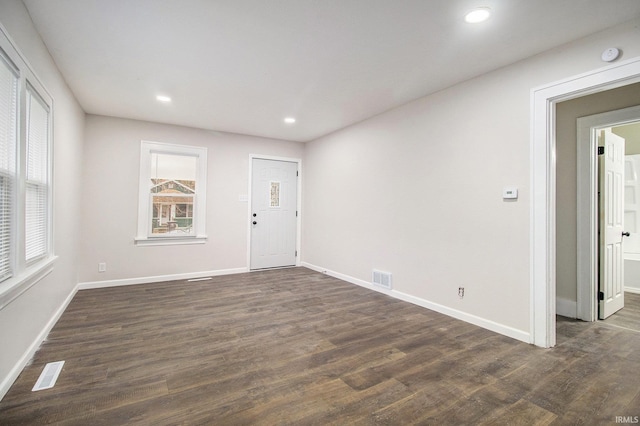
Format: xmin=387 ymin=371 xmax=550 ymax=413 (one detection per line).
xmin=250 ymin=158 xmax=298 ymax=270
xmin=599 ymin=128 xmax=626 ymax=319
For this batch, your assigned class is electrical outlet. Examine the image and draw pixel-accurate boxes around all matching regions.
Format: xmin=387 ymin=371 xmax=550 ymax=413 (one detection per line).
xmin=458 ymin=287 xmax=464 ymax=298
xmin=98 ymin=262 xmax=107 ymax=272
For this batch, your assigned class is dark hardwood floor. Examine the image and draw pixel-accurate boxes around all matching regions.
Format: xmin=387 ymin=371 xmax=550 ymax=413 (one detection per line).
xmin=1 ymin=267 xmax=639 ymax=425
xmin=602 ymin=291 xmax=640 ymax=332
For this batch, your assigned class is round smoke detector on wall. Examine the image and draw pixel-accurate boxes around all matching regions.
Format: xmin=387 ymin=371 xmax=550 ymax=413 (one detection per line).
xmin=601 ymin=47 xmax=620 ymax=62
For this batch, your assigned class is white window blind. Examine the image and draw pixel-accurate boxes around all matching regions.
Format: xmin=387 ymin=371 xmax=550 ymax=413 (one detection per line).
xmin=0 ymin=52 xmax=18 ymax=282
xmin=0 ymin=25 xmax=55 ymax=308
xmin=25 ymin=85 xmax=49 ymax=262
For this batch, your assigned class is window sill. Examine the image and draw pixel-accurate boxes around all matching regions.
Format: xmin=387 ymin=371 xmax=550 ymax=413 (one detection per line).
xmin=134 ymin=236 xmax=207 ymax=247
xmin=0 ymin=256 xmax=57 ymax=311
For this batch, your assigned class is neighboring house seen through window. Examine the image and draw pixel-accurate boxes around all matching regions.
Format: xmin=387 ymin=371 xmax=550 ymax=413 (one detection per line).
xmin=136 ymin=141 xmax=207 ymax=246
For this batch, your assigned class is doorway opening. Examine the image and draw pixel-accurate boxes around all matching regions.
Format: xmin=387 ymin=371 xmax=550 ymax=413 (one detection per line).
xmin=532 ymin=56 xmax=640 ymax=348
xmin=575 ymin=106 xmax=640 ymax=324
xmin=575 ymin=113 xmax=640 ymax=331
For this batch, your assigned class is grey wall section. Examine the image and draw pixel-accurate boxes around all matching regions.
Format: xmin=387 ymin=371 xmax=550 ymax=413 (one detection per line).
xmin=0 ymin=0 xmax=85 ymax=395
xmin=556 ymin=83 xmax=640 ymax=303
xmin=302 ymin=19 xmax=640 ymax=337
xmin=618 ymin=122 xmax=640 ymax=154
xmin=79 ymin=115 xmax=304 ymax=283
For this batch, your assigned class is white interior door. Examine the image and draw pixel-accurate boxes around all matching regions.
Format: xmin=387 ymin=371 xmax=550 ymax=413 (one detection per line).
xmin=599 ymin=128 xmax=625 ymax=319
xmin=250 ymin=158 xmax=298 ymax=270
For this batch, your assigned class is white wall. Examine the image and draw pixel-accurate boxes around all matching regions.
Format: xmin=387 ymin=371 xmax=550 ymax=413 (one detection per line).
xmin=0 ymin=0 xmax=85 ymax=396
xmin=302 ymin=18 xmax=640 ymax=339
xmin=79 ymin=115 xmax=304 ymax=284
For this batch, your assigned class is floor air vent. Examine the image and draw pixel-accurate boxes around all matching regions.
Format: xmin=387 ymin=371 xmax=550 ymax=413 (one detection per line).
xmin=32 ymin=361 xmax=65 ymax=392
xmin=372 ymin=270 xmax=392 ymax=290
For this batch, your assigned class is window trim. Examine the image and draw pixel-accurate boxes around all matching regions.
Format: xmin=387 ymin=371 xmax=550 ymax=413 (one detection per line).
xmin=135 ymin=140 xmax=207 ymax=246
xmin=25 ymin=81 xmax=51 ymax=264
xmin=0 ymin=256 xmax=55 ymax=311
xmin=0 ymin=23 xmax=55 ymax=310
xmin=0 ymin=48 xmax=19 ymax=285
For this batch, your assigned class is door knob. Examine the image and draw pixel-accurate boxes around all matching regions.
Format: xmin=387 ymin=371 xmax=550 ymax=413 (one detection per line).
xmin=253 ymin=213 xmax=257 ymax=217
xmin=253 ymin=221 xmax=257 ymax=225
xmin=622 ymin=231 xmax=630 ymax=237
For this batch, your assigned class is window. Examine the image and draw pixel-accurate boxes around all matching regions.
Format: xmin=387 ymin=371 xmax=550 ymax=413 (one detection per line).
xmin=25 ymin=85 xmax=50 ymax=262
xmin=0 ymin=51 xmax=18 ymax=283
xmin=136 ymin=141 xmax=207 ymax=245
xmin=0 ymin=27 xmax=54 ymax=309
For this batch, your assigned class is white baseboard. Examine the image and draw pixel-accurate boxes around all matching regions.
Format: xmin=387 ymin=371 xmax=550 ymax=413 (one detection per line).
xmin=556 ymin=297 xmax=577 ymax=318
xmin=301 ymin=262 xmax=530 ymax=344
xmin=302 ymin=262 xmax=384 ymax=292
xmin=78 ymin=267 xmax=249 ymax=290
xmin=0 ymin=284 xmax=78 ymax=401
xmin=625 ymin=286 xmax=640 ymax=295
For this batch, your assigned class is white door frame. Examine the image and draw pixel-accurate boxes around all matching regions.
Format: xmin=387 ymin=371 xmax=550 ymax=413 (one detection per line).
xmin=576 ymin=105 xmax=640 ymax=323
xmin=247 ymin=154 xmax=302 ymax=270
xmin=531 ymin=56 xmax=640 ymax=348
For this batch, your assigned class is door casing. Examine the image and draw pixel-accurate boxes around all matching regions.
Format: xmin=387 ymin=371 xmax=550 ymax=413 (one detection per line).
xmin=531 ymin=56 xmax=640 ymax=348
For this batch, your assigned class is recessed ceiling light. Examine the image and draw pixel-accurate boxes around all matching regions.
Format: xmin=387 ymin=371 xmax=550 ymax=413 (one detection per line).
xmin=465 ymin=7 xmax=491 ymax=23
xmin=284 ymin=117 xmax=296 ymax=124
xmin=156 ymin=95 xmax=172 ymax=103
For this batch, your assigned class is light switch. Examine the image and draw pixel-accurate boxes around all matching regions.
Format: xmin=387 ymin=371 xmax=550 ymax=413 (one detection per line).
xmin=503 ymin=187 xmax=518 ymax=200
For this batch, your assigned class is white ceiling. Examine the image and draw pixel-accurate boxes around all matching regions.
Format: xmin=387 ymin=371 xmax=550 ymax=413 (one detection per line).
xmin=22 ymin=0 xmax=640 ymax=142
